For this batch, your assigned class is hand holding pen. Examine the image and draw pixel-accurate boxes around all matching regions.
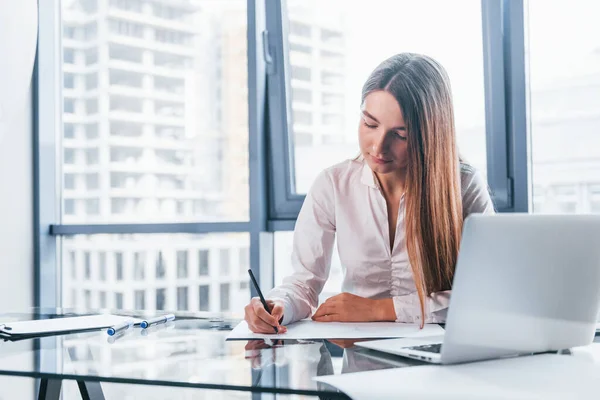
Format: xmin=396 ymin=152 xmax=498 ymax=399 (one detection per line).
xmin=245 ymin=269 xmax=287 ymax=334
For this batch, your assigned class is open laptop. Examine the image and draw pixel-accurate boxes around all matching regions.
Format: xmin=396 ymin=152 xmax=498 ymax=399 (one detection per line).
xmin=357 ymin=214 xmax=600 ymax=364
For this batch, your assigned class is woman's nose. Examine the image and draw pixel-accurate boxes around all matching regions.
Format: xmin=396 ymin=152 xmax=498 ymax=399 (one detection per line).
xmin=371 ymin=131 xmax=388 ymax=155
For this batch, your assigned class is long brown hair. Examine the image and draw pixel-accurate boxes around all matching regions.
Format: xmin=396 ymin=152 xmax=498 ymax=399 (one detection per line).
xmin=361 ymin=53 xmax=463 ymax=327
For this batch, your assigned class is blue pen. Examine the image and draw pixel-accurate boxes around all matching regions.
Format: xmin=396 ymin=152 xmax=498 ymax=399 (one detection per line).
xmin=107 ymin=320 xmax=135 ymax=336
xmin=140 ymin=314 xmax=175 ymax=329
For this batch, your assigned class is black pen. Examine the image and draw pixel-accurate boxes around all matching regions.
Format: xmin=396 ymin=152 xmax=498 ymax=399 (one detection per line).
xmin=247 ymin=269 xmax=279 ymax=334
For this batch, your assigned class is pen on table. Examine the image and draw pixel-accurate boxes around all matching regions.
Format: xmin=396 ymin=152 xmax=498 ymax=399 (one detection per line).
xmin=140 ymin=314 xmax=175 ymax=329
xmin=140 ymin=321 xmax=174 ymax=336
xmin=247 ymin=269 xmax=279 ymax=334
xmin=106 ymin=320 xmax=135 ymax=336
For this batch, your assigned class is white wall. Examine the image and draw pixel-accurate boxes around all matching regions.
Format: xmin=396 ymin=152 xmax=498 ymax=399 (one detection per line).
xmin=0 ymin=89 xmax=35 ymax=399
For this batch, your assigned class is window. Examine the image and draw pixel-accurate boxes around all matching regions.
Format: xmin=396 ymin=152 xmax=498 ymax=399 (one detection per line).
xmin=109 ymin=19 xmax=144 ymax=38
xmin=115 ymin=293 xmax=124 ymax=309
xmin=84 ymin=252 xmax=91 ymax=280
xmin=199 ymin=285 xmax=210 ymax=312
xmin=85 ymin=149 xmax=99 ymax=165
xmin=293 ymin=111 xmax=312 ymax=126
xmin=85 ymin=49 xmax=98 ymax=65
xmin=134 ymin=290 xmax=145 ymax=310
xmin=99 ymin=291 xmax=107 ymax=308
xmin=110 ymin=0 xmax=143 ymax=13
xmin=290 ymin=21 xmax=311 ymax=38
xmin=155 ymin=251 xmax=166 ymax=279
xmin=156 ymin=288 xmax=166 ymax=311
xmin=284 ymin=0 xmax=487 ymax=194
xmin=99 ymin=252 xmax=106 ymax=281
xmin=134 ymin=252 xmax=145 ymax=280
xmin=64 ymin=123 xmax=75 ymax=139
xmin=62 ymin=234 xmax=248 ymax=313
xmin=85 ymin=199 xmax=99 ymax=215
xmin=176 ymin=250 xmax=188 ymax=278
xmin=177 ymin=287 xmax=188 ymax=310
xmin=70 ymin=252 xmax=77 ymax=279
xmin=220 ymin=283 xmax=230 ymax=311
xmin=64 ymin=149 xmax=75 ymax=164
xmin=64 ymin=199 xmax=75 ymax=215
xmin=84 ymin=290 xmax=91 ymax=309
xmin=239 ymin=247 xmax=249 ymax=274
xmin=240 ymin=282 xmax=249 ymax=290
xmin=292 ymin=88 xmax=312 ymax=104
xmin=528 ymin=1 xmax=600 ymax=215
xmin=291 ymin=66 xmax=311 ymax=82
xmin=64 ymin=174 xmax=75 ymax=190
xmin=86 ymin=174 xmax=99 ymax=190
xmin=85 ymin=74 xmax=98 ymax=90
xmin=198 ymin=250 xmax=209 ymax=276
xmin=155 ymin=29 xmax=191 ymax=46
xmin=64 ymin=73 xmax=75 ymax=89
xmin=86 ymin=124 xmax=99 ymax=139
xmin=64 ymin=99 xmax=75 ymax=114
xmin=64 ymin=48 xmax=75 ymax=64
xmin=115 ymin=252 xmax=124 ymax=280
xmin=57 ymin=0 xmax=249 ymax=239
xmin=219 ymin=249 xmax=230 ymax=276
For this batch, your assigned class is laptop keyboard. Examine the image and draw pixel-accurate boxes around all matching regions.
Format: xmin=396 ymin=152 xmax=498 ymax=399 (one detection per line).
xmin=409 ymin=343 xmax=443 ymax=353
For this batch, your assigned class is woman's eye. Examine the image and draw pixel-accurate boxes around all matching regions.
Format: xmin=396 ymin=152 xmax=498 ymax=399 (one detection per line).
xmin=396 ymin=132 xmax=407 ymax=141
xmin=363 ymin=121 xmax=377 ymax=129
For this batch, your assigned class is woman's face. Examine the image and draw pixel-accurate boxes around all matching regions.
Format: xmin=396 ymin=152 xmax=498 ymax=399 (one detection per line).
xmin=358 ymin=90 xmax=408 ymax=175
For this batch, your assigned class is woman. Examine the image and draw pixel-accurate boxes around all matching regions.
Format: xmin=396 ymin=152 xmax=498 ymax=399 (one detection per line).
xmin=244 ymin=53 xmax=494 ymax=334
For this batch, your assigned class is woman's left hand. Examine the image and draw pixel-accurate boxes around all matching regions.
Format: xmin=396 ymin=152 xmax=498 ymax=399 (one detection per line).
xmin=311 ymin=293 xmax=395 ymax=322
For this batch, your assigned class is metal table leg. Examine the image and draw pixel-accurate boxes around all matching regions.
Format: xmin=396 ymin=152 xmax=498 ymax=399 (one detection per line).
xmin=77 ymin=380 xmax=106 ymax=400
xmin=38 ymin=378 xmax=62 ymax=400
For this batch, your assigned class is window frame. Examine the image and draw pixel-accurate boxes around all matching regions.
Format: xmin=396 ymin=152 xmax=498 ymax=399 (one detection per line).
xmin=35 ymin=0 xmax=276 ymax=314
xmin=264 ymin=0 xmax=530 ymax=216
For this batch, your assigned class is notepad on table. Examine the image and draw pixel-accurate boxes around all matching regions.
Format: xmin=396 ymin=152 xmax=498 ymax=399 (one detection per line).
xmin=226 ymin=319 xmax=445 ymax=340
xmin=0 ymin=314 xmax=142 ymax=340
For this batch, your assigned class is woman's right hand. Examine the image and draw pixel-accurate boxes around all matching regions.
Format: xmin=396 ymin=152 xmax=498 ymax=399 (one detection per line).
xmin=244 ymin=298 xmax=287 ymax=334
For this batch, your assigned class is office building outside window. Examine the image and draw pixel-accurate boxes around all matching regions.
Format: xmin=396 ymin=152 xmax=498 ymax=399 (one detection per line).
xmin=133 ymin=252 xmax=145 ymax=280
xmin=220 ymin=283 xmax=230 ymax=311
xmin=134 ymin=290 xmax=145 ymax=310
xmin=156 ymin=251 xmax=166 ymax=279
xmin=115 ymin=293 xmax=123 ymax=310
xmin=198 ymin=250 xmax=209 ymax=276
xmin=176 ymin=251 xmax=188 ymax=279
xmin=99 ymin=291 xmax=106 ymax=309
xmin=156 ymin=288 xmax=166 ymax=311
xmin=60 ymin=0 xmax=250 ymax=320
xmin=99 ymin=252 xmax=106 ymax=281
xmin=177 ymin=287 xmax=188 ymax=311
xmin=219 ymin=249 xmax=230 ymax=276
xmin=84 ymin=252 xmax=91 ymax=280
xmin=199 ymin=285 xmax=210 ymax=312
xmin=115 ymin=252 xmax=124 ymax=280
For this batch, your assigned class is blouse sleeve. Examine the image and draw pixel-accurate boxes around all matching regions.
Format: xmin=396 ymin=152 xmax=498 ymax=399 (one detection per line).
xmin=266 ymin=170 xmax=336 ymax=325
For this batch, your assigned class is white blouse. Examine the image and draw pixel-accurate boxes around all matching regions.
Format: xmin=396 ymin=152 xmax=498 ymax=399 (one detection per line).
xmin=267 ymin=159 xmax=495 ymax=325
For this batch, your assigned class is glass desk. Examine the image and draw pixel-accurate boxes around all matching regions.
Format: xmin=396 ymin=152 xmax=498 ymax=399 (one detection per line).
xmin=0 ymin=309 xmax=426 ymax=399
xmin=0 ymin=309 xmax=598 ymax=400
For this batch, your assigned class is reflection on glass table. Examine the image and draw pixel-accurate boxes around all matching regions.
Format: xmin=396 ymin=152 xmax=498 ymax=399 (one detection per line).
xmin=3 ymin=309 xmax=596 ymax=399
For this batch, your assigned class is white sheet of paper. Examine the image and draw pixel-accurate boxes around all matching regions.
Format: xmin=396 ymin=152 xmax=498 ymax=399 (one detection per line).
xmin=226 ymin=319 xmax=445 ymax=340
xmin=0 ymin=315 xmax=142 ymax=336
xmin=315 ymin=354 xmax=600 ymax=400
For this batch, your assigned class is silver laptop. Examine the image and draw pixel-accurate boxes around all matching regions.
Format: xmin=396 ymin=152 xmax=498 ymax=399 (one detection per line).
xmin=357 ymin=214 xmax=600 ymax=364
